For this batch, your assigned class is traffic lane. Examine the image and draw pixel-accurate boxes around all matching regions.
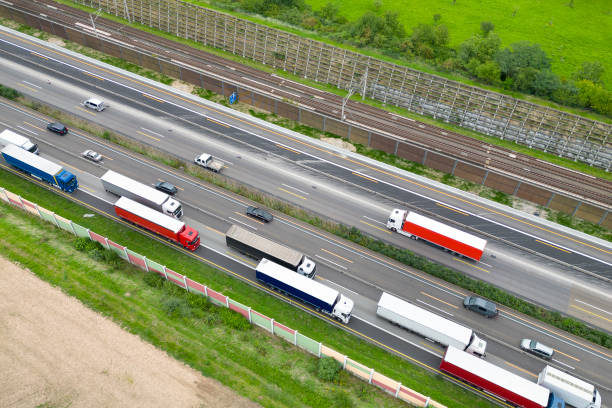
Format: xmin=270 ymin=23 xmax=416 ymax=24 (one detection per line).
xmin=5 ymin=37 xmax=610 ymax=273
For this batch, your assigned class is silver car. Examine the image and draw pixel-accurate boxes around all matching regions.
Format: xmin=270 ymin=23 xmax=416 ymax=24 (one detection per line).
xmin=82 ymin=149 xmax=102 ymax=162
xmin=520 ymin=339 xmax=554 ymax=360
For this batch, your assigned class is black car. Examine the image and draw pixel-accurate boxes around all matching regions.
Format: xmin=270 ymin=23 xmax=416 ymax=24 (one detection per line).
xmin=47 ymin=122 xmax=68 ymax=135
xmin=463 ymin=296 xmax=498 ymax=318
xmin=155 ymin=181 xmax=178 ymax=195
xmin=246 ymin=206 xmax=273 ymax=223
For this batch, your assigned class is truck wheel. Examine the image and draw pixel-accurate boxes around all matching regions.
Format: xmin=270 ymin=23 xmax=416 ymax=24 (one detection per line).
xmin=391 ymin=227 xmax=397 ymax=232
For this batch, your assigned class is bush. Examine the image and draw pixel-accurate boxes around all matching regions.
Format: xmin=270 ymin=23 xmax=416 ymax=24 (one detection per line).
xmin=143 ymin=272 xmax=165 ymax=288
xmin=0 ymin=84 xmax=20 ymax=100
xmin=161 ymin=296 xmax=191 ymax=318
xmin=219 ymin=307 xmax=252 ymax=330
xmin=317 ymin=357 xmax=341 ymax=382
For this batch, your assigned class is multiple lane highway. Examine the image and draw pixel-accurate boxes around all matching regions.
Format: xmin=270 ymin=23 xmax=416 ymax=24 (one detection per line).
xmin=0 ymin=25 xmax=610 ymax=406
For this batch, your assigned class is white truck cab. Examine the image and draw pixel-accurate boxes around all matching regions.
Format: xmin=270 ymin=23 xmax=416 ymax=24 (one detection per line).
xmin=333 ymin=294 xmax=354 ymax=324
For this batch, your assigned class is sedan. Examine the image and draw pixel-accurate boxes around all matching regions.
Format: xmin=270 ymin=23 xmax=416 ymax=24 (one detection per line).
xmin=47 ymin=122 xmax=68 ymax=135
xmin=520 ymin=339 xmax=554 ymax=360
xmin=81 ymin=149 xmax=102 ymax=162
xmin=155 ymin=181 xmax=178 ymax=195
xmin=246 ymin=206 xmax=273 ymax=223
xmin=463 ymin=296 xmax=498 ymax=318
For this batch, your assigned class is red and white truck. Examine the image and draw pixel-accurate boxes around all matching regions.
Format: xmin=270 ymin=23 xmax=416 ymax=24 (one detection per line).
xmin=387 ymin=209 xmax=487 ymax=261
xmin=114 ymin=197 xmax=200 ymax=251
xmin=440 ymin=346 xmax=565 ymax=408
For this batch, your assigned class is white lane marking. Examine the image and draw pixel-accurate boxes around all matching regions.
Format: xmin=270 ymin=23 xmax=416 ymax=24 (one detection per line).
xmin=574 ymin=299 xmax=612 ymax=316
xmin=281 ymin=183 xmax=309 ymax=195
xmin=141 ymin=127 xmax=166 ymax=138
xmin=552 ymin=359 xmax=575 ymax=370
xmin=352 ymin=314 xmax=444 ymax=358
xmin=7 ymin=37 xmax=610 ymax=268
xmin=16 ymin=125 xmax=37 ymax=135
xmin=22 ymin=80 xmax=41 ymax=88
xmin=227 ymin=216 xmax=256 ymax=230
xmin=320 ymin=277 xmax=359 ymax=296
xmin=479 ymin=261 xmax=493 ymax=267
xmin=314 ymin=254 xmax=347 ymax=270
xmin=416 ymin=299 xmax=453 ymax=316
xmin=362 ymin=215 xmax=384 ymax=225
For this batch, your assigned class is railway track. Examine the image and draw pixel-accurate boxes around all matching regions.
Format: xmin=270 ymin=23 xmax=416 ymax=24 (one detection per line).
xmin=12 ymin=0 xmax=612 ymax=208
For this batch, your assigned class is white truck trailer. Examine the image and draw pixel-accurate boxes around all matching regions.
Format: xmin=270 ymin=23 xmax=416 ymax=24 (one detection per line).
xmin=0 ymin=129 xmax=39 ymax=154
xmin=101 ymin=170 xmax=183 ymax=218
xmin=538 ymin=365 xmax=601 ymax=408
xmin=376 ymin=292 xmax=487 ymax=356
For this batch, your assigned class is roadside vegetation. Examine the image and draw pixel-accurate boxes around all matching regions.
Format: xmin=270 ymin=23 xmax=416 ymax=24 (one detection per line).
xmin=0 ymin=172 xmax=497 ymax=408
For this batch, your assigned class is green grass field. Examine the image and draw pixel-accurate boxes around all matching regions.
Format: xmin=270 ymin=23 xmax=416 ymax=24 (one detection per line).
xmin=0 ymin=167 xmax=498 ymax=407
xmin=305 ymin=0 xmax=612 ymax=88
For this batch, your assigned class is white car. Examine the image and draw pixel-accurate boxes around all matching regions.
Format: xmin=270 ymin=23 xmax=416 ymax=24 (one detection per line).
xmin=82 ymin=149 xmax=102 ymax=162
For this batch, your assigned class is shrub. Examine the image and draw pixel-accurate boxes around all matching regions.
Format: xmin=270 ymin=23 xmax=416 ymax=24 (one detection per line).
xmin=143 ymin=272 xmax=165 ymax=288
xmin=161 ymin=296 xmax=191 ymax=318
xmin=0 ymin=84 xmax=20 ymax=100
xmin=317 ymin=357 xmax=341 ymax=382
xmin=219 ymin=307 xmax=252 ymax=330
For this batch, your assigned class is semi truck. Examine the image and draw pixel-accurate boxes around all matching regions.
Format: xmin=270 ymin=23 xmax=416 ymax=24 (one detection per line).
xmin=387 ymin=209 xmax=487 ymax=261
xmin=255 ymin=258 xmax=353 ymax=324
xmin=376 ymin=292 xmax=487 ymax=357
xmin=101 ymin=170 xmax=183 ymax=218
xmin=226 ymin=224 xmax=316 ymax=277
xmin=1 ymin=144 xmax=78 ymax=193
xmin=0 ymin=129 xmax=39 ymax=154
xmin=113 ymin=197 xmax=200 ymax=251
xmin=440 ymin=346 xmax=565 ymax=408
xmin=537 ymin=366 xmax=601 ymax=408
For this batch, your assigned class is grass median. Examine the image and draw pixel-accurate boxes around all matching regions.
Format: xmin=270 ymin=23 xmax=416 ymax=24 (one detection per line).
xmin=0 ymin=168 xmax=497 ymax=407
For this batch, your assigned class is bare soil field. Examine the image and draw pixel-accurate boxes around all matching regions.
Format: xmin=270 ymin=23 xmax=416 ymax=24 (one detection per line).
xmin=0 ymin=257 xmax=259 ymax=408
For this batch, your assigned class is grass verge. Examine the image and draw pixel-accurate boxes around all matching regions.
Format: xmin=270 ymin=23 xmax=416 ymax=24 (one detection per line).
xmin=0 ymin=170 xmax=496 ymax=408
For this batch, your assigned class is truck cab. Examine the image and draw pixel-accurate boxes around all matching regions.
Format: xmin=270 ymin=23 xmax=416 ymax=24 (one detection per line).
xmin=465 ymin=334 xmax=487 ymax=358
xmin=162 ymin=197 xmax=183 ymax=218
xmin=387 ymin=209 xmax=412 ymax=236
xmin=179 ymin=225 xmax=200 ymax=251
xmin=332 ymin=294 xmax=354 ymax=324
xmin=298 ymin=257 xmax=316 ymax=278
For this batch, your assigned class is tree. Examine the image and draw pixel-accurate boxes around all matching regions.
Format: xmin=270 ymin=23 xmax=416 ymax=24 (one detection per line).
xmin=495 ymin=41 xmax=550 ymax=80
xmin=480 ymin=21 xmax=494 ymax=36
xmin=533 ymin=70 xmax=561 ymax=97
xmin=512 ymin=67 xmax=539 ymax=93
xmin=475 ymin=60 xmax=501 ymax=84
xmin=349 ymin=11 xmax=405 ymax=51
xmin=459 ymin=33 xmax=500 ymax=64
xmin=572 ymin=61 xmax=604 ymax=84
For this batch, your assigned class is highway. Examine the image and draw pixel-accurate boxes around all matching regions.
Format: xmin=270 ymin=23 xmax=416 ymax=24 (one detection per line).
xmin=1 ymin=84 xmax=611 ymax=406
xmin=0 ymin=25 xmax=611 ymax=404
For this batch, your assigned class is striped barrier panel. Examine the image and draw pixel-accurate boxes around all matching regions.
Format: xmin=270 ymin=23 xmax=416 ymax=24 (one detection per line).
xmin=89 ymin=230 xmax=109 ymax=248
xmin=165 ymin=267 xmax=187 ymax=288
xmin=228 ymin=298 xmax=250 ymax=320
xmin=107 ymin=239 xmax=129 ymax=260
xmin=186 ymin=277 xmax=206 ymax=296
xmin=0 ymin=188 xmax=447 ymax=408
xmin=126 ymin=248 xmax=147 ymax=270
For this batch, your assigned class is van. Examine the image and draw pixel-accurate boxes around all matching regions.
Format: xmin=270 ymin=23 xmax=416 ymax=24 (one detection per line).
xmin=83 ymin=98 xmax=105 ymax=111
xmin=463 ymin=296 xmax=498 ymax=318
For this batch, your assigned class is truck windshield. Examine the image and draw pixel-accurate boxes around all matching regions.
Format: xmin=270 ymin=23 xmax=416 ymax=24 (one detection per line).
xmin=173 ymin=206 xmax=183 ymax=217
xmin=66 ymin=177 xmax=77 ymax=187
xmin=188 ymin=234 xmax=200 ymax=246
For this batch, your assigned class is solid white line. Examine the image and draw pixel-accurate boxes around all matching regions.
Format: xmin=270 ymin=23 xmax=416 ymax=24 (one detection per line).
xmin=16 ymin=125 xmax=37 ymax=135
xmin=362 ymin=215 xmax=384 ymax=225
xmin=141 ymin=127 xmax=165 ymax=138
xmin=22 ymin=80 xmax=41 ymax=89
xmin=281 ymin=183 xmax=309 ymax=195
xmin=227 ymin=217 xmax=256 ymax=230
xmin=552 ymin=359 xmax=575 ymax=370
xmin=574 ymin=299 xmax=612 ymax=316
xmin=479 ymin=261 xmax=493 ymax=267
xmin=314 ymin=254 xmax=347 ymax=270
xmin=416 ymin=299 xmax=453 ymax=316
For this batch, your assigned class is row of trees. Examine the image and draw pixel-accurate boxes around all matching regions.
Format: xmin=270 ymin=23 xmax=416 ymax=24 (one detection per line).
xmin=214 ymin=0 xmax=612 ymax=116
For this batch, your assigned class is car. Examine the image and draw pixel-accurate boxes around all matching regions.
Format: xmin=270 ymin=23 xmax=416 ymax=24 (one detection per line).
xmin=81 ymin=149 xmax=102 ymax=162
xmin=47 ymin=122 xmax=68 ymax=135
xmin=246 ymin=206 xmax=273 ymax=223
xmin=463 ymin=296 xmax=498 ymax=318
xmin=520 ymin=339 xmax=554 ymax=360
xmin=155 ymin=181 xmax=178 ymax=195
xmin=83 ymin=98 xmax=105 ymax=111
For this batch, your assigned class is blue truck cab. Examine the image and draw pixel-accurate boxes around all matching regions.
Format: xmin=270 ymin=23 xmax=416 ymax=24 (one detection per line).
xmin=547 ymin=392 xmax=565 ymax=408
xmin=2 ymin=144 xmax=78 ymax=193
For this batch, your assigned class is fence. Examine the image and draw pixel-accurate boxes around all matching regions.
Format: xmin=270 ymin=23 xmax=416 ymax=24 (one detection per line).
xmin=70 ymin=0 xmax=612 ymax=171
xmin=0 ymin=186 xmax=447 ymax=408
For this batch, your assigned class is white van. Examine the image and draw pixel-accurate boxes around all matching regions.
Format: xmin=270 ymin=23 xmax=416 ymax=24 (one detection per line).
xmin=83 ymin=98 xmax=105 ymax=111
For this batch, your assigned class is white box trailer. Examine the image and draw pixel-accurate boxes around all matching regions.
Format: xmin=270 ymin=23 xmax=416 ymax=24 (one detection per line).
xmin=101 ymin=170 xmax=183 ymax=218
xmin=538 ymin=365 xmax=601 ymax=408
xmin=0 ymin=129 xmax=39 ymax=154
xmin=376 ymin=292 xmax=487 ymax=356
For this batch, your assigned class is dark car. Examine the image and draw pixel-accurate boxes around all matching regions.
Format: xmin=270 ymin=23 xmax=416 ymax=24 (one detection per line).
xmin=47 ymin=122 xmax=68 ymax=135
xmin=155 ymin=181 xmax=178 ymax=195
xmin=246 ymin=206 xmax=273 ymax=223
xmin=463 ymin=296 xmax=498 ymax=318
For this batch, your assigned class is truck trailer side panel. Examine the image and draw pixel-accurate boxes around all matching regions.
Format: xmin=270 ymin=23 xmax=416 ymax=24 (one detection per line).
xmin=114 ymin=197 xmax=184 ymax=244
xmin=440 ymin=347 xmax=550 ymax=408
xmin=226 ymin=225 xmax=303 ymax=269
xmin=256 ymin=259 xmax=335 ymax=313
xmin=538 ymin=366 xmax=600 ymax=408
xmin=403 ymin=212 xmax=486 ymax=261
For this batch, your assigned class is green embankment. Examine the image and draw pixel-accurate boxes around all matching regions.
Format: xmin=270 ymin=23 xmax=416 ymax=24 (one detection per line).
xmin=0 ymin=170 xmax=497 ymax=407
